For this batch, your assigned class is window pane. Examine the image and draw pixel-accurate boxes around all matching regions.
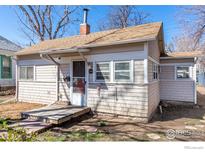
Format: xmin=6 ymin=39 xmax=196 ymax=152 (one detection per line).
xmin=3 ymin=57 xmax=10 ymax=67
xmin=2 ymin=56 xmax=11 ymax=78
xmin=96 ymin=63 xmax=109 ymax=71
xmin=115 ymin=62 xmax=129 ymax=70
xmin=27 ymin=67 xmax=33 ymax=79
xmin=96 ymin=72 xmax=110 ymax=80
xmin=20 ymin=67 xmax=26 ymax=79
xmin=96 ymin=62 xmax=110 ymax=81
xmin=115 ymin=72 xmax=130 ymax=80
xmin=177 ymin=67 xmax=189 ymax=78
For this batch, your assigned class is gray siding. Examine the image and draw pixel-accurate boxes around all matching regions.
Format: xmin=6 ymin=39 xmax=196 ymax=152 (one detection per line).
xmin=59 ymin=64 xmax=70 ymax=101
xmin=148 ymin=81 xmax=160 ymax=117
xmin=134 ymin=60 xmax=144 ymax=83
xmin=160 ymin=64 xmax=195 ymax=102
xmin=18 ymin=81 xmax=56 ymax=104
xmin=160 ymin=80 xmax=194 ymax=102
xmin=87 ymin=84 xmax=148 ymax=118
xmin=87 ymin=60 xmax=148 ymax=119
xmin=159 ymin=66 xmax=175 ymax=80
xmin=18 ymin=64 xmax=57 ymax=104
xmin=148 ymin=40 xmax=160 ymax=61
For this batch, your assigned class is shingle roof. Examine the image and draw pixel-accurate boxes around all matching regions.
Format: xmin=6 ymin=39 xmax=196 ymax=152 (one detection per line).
xmin=16 ymin=22 xmax=163 ymax=56
xmin=161 ymin=51 xmax=203 ymax=58
xmin=0 ymin=35 xmax=22 ymax=52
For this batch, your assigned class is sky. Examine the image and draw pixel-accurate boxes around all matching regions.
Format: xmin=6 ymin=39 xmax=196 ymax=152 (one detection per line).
xmin=0 ymin=5 xmax=181 ymax=47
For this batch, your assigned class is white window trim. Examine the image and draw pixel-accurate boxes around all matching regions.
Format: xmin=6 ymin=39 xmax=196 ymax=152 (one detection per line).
xmin=175 ymin=65 xmax=192 ymax=80
xmin=95 ymin=61 xmax=111 ymax=82
xmin=92 ymin=60 xmax=134 ymax=84
xmin=18 ymin=66 xmax=34 ymax=81
xmin=113 ymin=60 xmax=134 ymax=83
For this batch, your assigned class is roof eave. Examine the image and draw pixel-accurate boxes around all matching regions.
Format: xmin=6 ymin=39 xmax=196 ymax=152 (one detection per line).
xmin=0 ymin=49 xmax=16 ymax=56
xmin=16 ymin=36 xmax=157 ymax=56
xmin=80 ymin=36 xmax=157 ymax=49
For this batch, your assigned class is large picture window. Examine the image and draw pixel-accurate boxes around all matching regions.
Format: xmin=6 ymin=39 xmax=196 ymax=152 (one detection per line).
xmin=95 ymin=62 xmax=110 ymax=81
xmin=176 ymin=66 xmax=190 ymax=79
xmin=1 ymin=56 xmax=12 ymax=79
xmin=114 ymin=61 xmax=131 ymax=82
xmin=19 ymin=66 xmax=34 ymax=80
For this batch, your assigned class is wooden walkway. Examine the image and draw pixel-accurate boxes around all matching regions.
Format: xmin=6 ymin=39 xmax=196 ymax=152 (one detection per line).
xmin=21 ymin=104 xmax=91 ymax=124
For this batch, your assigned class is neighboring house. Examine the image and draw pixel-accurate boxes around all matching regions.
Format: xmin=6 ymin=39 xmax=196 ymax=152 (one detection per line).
xmin=195 ymin=53 xmax=205 ymax=86
xmin=14 ymin=12 xmax=198 ymax=122
xmin=0 ymin=35 xmax=21 ymax=89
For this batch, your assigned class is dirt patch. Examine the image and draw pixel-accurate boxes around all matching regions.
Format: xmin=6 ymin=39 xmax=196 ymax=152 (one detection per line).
xmin=0 ymin=102 xmax=45 ymax=120
xmin=197 ymin=86 xmax=205 ymax=106
xmin=37 ymin=104 xmax=205 ymax=141
xmin=0 ymin=95 xmax=14 ymax=104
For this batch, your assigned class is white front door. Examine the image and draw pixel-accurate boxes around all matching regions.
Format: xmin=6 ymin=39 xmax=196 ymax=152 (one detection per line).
xmin=71 ymin=61 xmax=86 ymax=106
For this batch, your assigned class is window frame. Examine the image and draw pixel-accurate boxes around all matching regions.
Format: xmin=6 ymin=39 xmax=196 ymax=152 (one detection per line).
xmin=113 ymin=60 xmax=133 ymax=83
xmin=175 ymin=65 xmax=191 ymax=80
xmin=19 ymin=66 xmax=34 ymax=81
xmin=95 ymin=61 xmax=111 ymax=82
xmin=0 ymin=55 xmax=12 ymax=79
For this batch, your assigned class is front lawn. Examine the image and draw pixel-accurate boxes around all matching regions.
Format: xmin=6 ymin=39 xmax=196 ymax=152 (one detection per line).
xmin=0 ymin=102 xmax=45 ymax=120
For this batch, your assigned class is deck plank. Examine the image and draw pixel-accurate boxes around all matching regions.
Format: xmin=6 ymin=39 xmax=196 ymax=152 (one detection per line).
xmin=21 ymin=105 xmax=91 ymax=124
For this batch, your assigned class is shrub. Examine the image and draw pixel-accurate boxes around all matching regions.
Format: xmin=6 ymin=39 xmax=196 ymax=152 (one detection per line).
xmin=97 ymin=120 xmax=107 ymax=127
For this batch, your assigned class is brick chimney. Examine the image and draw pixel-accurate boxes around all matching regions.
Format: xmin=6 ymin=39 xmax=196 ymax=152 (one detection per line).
xmin=80 ymin=8 xmax=90 ymax=35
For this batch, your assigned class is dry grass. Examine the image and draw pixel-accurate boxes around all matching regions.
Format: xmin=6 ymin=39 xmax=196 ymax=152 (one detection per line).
xmin=0 ymin=102 xmax=45 ymax=120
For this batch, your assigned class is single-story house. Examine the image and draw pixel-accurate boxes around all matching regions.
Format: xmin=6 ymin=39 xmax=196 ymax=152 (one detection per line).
xmin=14 ymin=11 xmax=198 ymax=122
xmin=0 ymin=35 xmax=22 ymax=89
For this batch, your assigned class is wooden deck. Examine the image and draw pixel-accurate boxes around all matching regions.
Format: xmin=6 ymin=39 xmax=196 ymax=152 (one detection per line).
xmin=21 ymin=104 xmax=91 ymax=125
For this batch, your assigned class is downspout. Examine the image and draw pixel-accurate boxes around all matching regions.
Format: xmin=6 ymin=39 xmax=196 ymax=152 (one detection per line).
xmin=40 ymin=53 xmax=60 ymax=103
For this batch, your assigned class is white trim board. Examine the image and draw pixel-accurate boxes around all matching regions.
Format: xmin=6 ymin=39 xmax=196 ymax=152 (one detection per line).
xmin=160 ymin=63 xmax=194 ymax=66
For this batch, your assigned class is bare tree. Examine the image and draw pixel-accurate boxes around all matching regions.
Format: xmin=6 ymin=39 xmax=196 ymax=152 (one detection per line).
xmin=15 ymin=5 xmax=79 ymax=44
xmin=177 ymin=6 xmax=205 ymax=49
xmin=98 ymin=6 xmax=149 ymax=30
xmin=165 ymin=33 xmax=202 ymax=52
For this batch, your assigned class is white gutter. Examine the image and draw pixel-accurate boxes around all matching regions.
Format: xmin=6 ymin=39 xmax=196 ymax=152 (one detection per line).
xmin=160 ymin=56 xmax=197 ymax=59
xmin=40 ymin=48 xmax=90 ymax=55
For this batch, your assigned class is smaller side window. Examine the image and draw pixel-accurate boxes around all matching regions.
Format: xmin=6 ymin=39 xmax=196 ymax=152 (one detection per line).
xmin=152 ymin=63 xmax=158 ymax=80
xmin=176 ymin=66 xmax=190 ymax=79
xmin=19 ymin=66 xmax=34 ymax=80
